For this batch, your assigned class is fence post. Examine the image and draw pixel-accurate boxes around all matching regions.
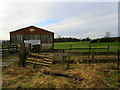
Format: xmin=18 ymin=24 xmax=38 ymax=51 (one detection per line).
xmin=62 ymin=49 xmax=65 ymax=61
xmin=106 ymin=45 xmax=109 ymax=58
xmin=69 ymin=45 xmax=72 ymax=53
xmin=16 ymin=45 xmax=18 ymax=51
xmin=8 ymin=45 xmax=9 ymax=50
xmin=18 ymin=42 xmax=27 ymax=67
xmin=107 ymin=45 xmax=109 ymax=52
xmin=92 ymin=49 xmax=94 ymax=60
xmin=2 ymin=45 xmax=3 ymax=55
xmin=117 ymin=49 xmax=120 ymax=69
xmin=8 ymin=45 xmax=10 ymax=54
xmin=88 ymin=45 xmax=91 ymax=58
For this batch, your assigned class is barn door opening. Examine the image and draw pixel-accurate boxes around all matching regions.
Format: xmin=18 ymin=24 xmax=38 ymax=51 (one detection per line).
xmin=24 ymin=40 xmax=41 ymax=52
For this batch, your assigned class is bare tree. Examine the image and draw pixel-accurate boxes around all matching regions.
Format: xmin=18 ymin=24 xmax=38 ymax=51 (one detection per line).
xmin=105 ymin=32 xmax=111 ymax=38
xmin=57 ymin=35 xmax=61 ymax=39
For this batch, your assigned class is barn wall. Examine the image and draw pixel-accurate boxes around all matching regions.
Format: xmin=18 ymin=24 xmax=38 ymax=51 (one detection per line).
xmin=10 ymin=34 xmax=21 ymax=44
xmin=41 ymin=44 xmax=53 ymax=49
xmin=10 ymin=34 xmax=53 ymax=49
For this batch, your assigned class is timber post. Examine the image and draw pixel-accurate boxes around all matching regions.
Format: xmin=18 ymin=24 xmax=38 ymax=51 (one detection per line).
xmin=69 ymin=45 xmax=72 ymax=53
xmin=18 ymin=42 xmax=26 ymax=67
xmin=91 ymin=49 xmax=94 ymax=60
xmin=92 ymin=53 xmax=94 ymax=60
xmin=18 ymin=34 xmax=30 ymax=67
xmin=117 ymin=49 xmax=120 ymax=69
xmin=88 ymin=45 xmax=91 ymax=58
xmin=62 ymin=49 xmax=65 ymax=61
xmin=106 ymin=45 xmax=109 ymax=58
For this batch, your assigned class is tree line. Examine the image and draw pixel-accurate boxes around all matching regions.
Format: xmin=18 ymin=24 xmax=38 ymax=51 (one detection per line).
xmin=54 ymin=37 xmax=91 ymax=42
xmin=91 ymin=37 xmax=120 ymax=43
xmin=54 ymin=37 xmax=120 ymax=43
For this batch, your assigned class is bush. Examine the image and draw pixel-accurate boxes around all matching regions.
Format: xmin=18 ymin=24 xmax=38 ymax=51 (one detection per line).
xmin=90 ymin=40 xmax=98 ymax=43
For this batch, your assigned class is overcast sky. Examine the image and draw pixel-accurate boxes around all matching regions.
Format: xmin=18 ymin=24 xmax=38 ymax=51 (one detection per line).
xmin=0 ymin=0 xmax=118 ymax=40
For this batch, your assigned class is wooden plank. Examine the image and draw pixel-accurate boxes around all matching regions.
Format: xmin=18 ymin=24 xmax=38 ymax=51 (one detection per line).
xmin=26 ymin=60 xmax=51 ymax=67
xmin=27 ymin=57 xmax=52 ymax=62
xmin=29 ymin=53 xmax=53 ymax=59
xmin=38 ymin=56 xmax=53 ymax=59
xmin=30 ymin=53 xmax=54 ymax=57
xmin=26 ymin=59 xmax=52 ymax=65
xmin=43 ymin=58 xmax=53 ymax=61
xmin=26 ymin=62 xmax=50 ymax=67
xmin=41 ymin=69 xmax=83 ymax=81
xmin=27 ymin=58 xmax=52 ymax=64
xmin=29 ymin=53 xmax=44 ymax=57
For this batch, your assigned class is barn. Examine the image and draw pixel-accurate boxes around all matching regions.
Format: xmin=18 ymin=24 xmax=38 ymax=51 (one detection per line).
xmin=9 ymin=26 xmax=54 ymax=49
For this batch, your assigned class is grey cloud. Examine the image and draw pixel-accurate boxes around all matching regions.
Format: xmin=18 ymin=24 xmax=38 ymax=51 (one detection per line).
xmin=0 ymin=2 xmax=118 ymax=40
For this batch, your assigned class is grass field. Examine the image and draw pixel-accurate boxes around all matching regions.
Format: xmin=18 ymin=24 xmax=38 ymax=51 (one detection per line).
xmin=54 ymin=41 xmax=120 ymax=52
xmin=2 ymin=44 xmax=120 ymax=88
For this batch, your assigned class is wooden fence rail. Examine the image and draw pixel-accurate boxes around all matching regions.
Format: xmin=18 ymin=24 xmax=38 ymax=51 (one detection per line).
xmin=82 ymin=59 xmax=120 ymax=63
xmin=0 ymin=45 xmax=18 ymax=54
xmin=69 ymin=45 xmax=109 ymax=51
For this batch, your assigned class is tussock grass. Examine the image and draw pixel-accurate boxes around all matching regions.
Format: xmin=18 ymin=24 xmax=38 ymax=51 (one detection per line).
xmin=2 ymin=66 xmax=75 ymax=88
xmin=97 ymin=63 xmax=120 ymax=88
xmin=2 ymin=54 xmax=120 ymax=88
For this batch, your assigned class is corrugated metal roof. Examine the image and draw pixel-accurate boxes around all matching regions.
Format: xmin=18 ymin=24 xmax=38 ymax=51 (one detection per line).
xmin=10 ymin=26 xmax=54 ymax=35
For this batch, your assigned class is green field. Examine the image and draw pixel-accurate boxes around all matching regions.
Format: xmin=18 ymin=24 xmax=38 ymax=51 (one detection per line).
xmin=54 ymin=41 xmax=120 ymax=52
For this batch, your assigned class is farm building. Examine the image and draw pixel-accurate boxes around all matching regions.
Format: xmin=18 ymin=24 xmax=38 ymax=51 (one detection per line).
xmin=9 ymin=26 xmax=54 ymax=49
